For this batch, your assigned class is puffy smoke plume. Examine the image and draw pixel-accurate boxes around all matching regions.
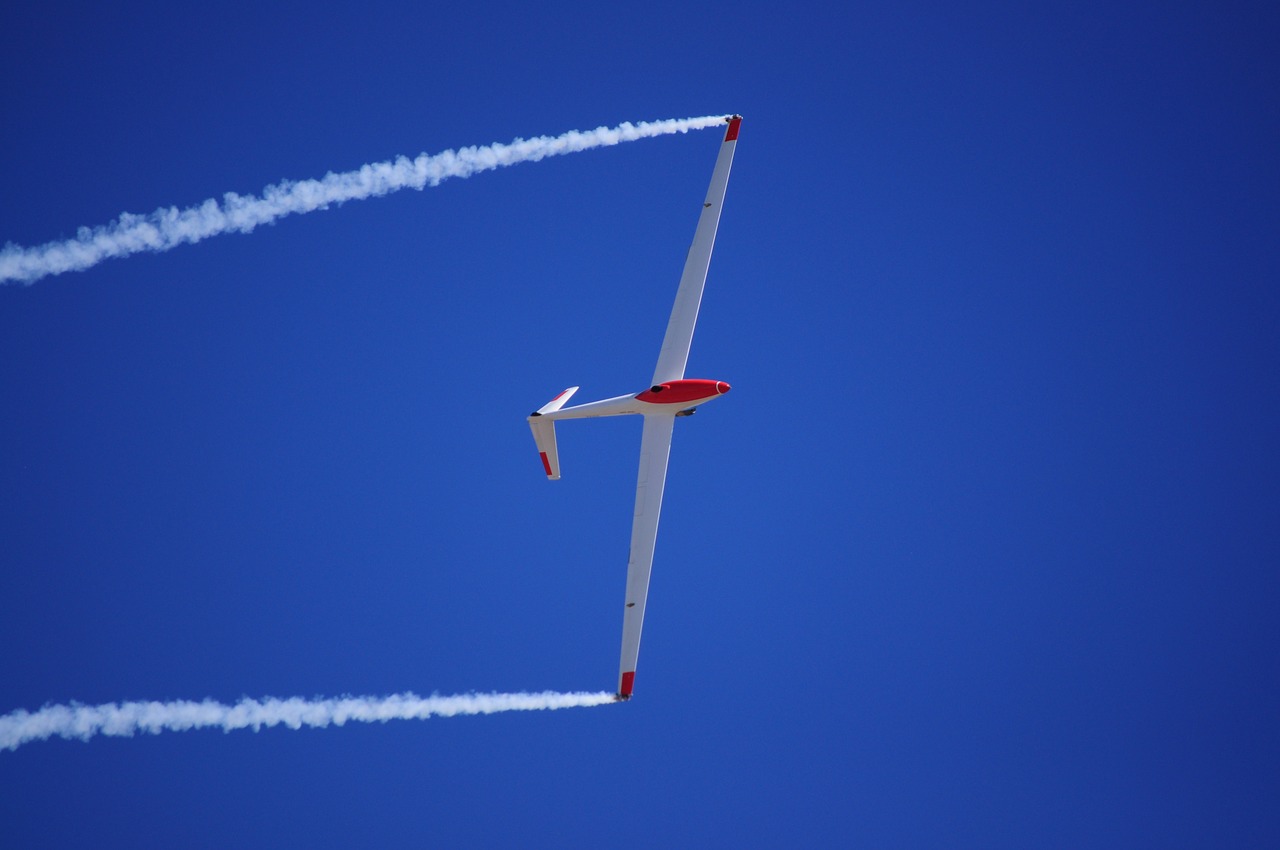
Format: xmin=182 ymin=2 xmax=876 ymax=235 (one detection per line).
xmin=0 ymin=690 xmax=617 ymax=751
xmin=0 ymin=115 xmax=727 ymax=285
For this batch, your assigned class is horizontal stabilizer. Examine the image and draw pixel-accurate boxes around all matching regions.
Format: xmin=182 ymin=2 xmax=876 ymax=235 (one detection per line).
xmin=534 ymin=386 xmax=578 ymax=416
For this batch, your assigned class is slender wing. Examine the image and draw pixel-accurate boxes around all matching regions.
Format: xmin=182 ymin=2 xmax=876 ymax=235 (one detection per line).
xmin=616 ymin=413 xmax=677 ymax=699
xmin=651 ymin=115 xmax=741 ymax=386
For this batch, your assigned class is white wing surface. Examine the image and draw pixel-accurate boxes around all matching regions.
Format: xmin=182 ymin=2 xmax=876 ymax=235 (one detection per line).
xmin=650 ymin=116 xmax=741 ymax=386
xmin=616 ymin=413 xmax=676 ymax=699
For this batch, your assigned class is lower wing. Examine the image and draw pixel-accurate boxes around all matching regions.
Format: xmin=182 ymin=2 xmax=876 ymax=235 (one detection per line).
xmin=616 ymin=413 xmax=676 ymax=699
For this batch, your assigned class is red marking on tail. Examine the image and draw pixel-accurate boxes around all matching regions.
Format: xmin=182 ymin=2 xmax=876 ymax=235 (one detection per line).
xmin=539 ymin=452 xmax=553 ymax=476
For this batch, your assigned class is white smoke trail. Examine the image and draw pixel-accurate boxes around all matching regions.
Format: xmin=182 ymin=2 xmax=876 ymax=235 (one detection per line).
xmin=1 ymin=114 xmax=728 ymax=285
xmin=0 ymin=690 xmax=616 ymax=751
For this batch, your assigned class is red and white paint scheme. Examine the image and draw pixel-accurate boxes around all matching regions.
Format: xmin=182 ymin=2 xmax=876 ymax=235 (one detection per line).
xmin=528 ymin=115 xmax=741 ymax=701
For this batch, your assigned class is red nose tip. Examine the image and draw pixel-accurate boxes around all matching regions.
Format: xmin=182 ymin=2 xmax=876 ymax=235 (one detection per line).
xmin=716 ymin=381 xmax=731 ymax=394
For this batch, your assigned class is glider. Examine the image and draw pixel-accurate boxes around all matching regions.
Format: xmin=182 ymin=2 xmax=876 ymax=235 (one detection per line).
xmin=528 ymin=114 xmax=741 ymax=701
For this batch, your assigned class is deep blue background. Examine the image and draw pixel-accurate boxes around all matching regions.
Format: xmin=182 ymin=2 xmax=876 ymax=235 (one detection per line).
xmin=3 ymin=1 xmax=1278 ymax=846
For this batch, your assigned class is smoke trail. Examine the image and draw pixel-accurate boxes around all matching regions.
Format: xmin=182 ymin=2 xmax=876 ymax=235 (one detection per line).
xmin=1 ymin=114 xmax=728 ymax=286
xmin=0 ymin=690 xmax=616 ymax=751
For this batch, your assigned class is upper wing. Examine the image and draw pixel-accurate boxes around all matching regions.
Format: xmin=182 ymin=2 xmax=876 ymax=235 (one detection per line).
xmin=616 ymin=413 xmax=676 ymax=699
xmin=651 ymin=116 xmax=741 ymax=386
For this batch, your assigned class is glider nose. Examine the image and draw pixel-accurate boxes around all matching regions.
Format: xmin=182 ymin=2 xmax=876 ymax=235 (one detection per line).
xmin=716 ymin=381 xmax=731 ymax=395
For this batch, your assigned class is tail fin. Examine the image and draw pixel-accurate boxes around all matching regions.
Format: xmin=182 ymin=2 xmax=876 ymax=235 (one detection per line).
xmin=529 ymin=418 xmax=561 ymax=479
xmin=528 ymin=387 xmax=578 ymax=480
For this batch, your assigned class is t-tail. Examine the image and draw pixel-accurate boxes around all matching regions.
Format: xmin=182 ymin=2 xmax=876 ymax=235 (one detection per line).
xmin=527 ymin=387 xmax=578 ymax=479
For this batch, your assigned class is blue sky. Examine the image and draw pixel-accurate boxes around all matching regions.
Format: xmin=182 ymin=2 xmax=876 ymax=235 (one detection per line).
xmin=3 ymin=1 xmax=1278 ymax=846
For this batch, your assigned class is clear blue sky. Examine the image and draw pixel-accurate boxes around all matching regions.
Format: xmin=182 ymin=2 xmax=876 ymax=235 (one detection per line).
xmin=3 ymin=1 xmax=1278 ymax=846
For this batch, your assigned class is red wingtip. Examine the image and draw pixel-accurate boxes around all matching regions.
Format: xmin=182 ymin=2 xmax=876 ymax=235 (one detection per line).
xmin=724 ymin=115 xmax=741 ymax=142
xmin=619 ymin=671 xmax=635 ymax=699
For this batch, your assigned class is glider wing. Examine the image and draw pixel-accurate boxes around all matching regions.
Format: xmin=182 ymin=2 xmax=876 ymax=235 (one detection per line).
xmin=650 ymin=115 xmax=741 ymax=386
xmin=616 ymin=413 xmax=676 ymax=699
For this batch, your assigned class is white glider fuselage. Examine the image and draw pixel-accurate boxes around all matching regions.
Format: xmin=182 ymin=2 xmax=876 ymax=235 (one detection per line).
xmin=534 ymin=380 xmax=731 ymax=422
xmin=526 ymin=114 xmax=741 ymax=701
